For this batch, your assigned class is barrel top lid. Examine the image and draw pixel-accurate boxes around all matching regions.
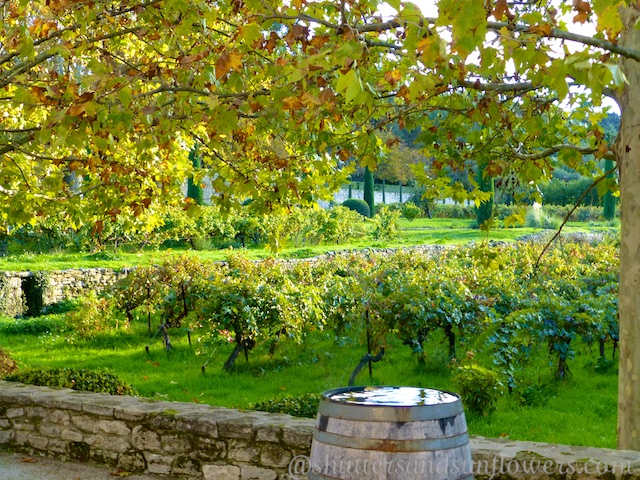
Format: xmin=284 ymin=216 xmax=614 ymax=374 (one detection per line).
xmin=325 ymin=386 xmax=459 ymax=407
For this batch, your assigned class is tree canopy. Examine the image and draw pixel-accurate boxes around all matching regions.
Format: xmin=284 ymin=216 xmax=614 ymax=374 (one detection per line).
xmin=4 ymin=0 xmax=640 ymax=450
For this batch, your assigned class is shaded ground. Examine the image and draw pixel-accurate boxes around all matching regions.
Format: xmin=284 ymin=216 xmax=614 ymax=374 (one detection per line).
xmin=0 ymin=450 xmax=176 ymax=480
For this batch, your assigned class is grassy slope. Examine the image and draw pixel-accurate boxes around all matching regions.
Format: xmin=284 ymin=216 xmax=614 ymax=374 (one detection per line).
xmin=0 ymin=317 xmax=618 ymax=448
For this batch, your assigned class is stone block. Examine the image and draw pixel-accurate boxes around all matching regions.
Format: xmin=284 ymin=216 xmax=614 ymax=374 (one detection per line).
xmin=161 ymin=433 xmax=192 ymax=454
xmin=0 ymin=430 xmax=13 ymax=444
xmin=90 ymin=448 xmax=119 ymax=466
xmin=0 ymin=419 xmax=11 ymax=428
xmin=282 ymin=427 xmax=313 ymax=449
xmin=51 ymin=396 xmax=84 ymax=412
xmin=145 ymin=453 xmax=174 ymax=475
xmin=203 ymin=464 xmax=241 ymax=480
xmin=48 ymin=409 xmax=70 ymax=425
xmin=6 ymin=407 xmax=24 ymax=419
xmin=131 ymin=426 xmax=162 ymax=451
xmin=98 ymin=419 xmax=131 ymax=436
xmin=260 ymin=443 xmax=293 ymax=468
xmin=176 ymin=414 xmax=219 ymax=437
xmin=14 ymin=430 xmax=30 ymax=445
xmin=10 ymin=421 xmax=35 ymax=432
xmin=25 ymin=406 xmax=48 ymax=420
xmin=117 ymin=451 xmax=147 ymax=472
xmin=241 ymin=465 xmax=278 ymax=480
xmin=228 ymin=439 xmax=260 ymax=463
xmin=256 ymin=425 xmax=281 ymax=443
xmin=48 ymin=439 xmax=68 ymax=454
xmin=92 ymin=435 xmax=131 ymax=453
xmin=28 ymin=433 xmax=49 ymax=450
xmin=82 ymin=402 xmax=115 ymax=417
xmin=172 ymin=454 xmax=202 ymax=476
xmin=38 ymin=424 xmax=61 ymax=438
xmin=60 ymin=429 xmax=84 ymax=442
xmin=194 ymin=436 xmax=227 ymax=461
xmin=218 ymin=418 xmax=256 ymax=440
xmin=71 ymin=414 xmax=100 ymax=433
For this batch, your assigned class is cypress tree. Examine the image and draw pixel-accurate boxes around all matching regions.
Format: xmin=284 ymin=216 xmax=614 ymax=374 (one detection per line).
xmin=364 ymin=167 xmax=375 ymax=217
xmin=475 ymin=162 xmax=494 ymax=227
xmin=187 ymin=146 xmax=205 ymax=205
xmin=603 ymin=159 xmax=617 ymax=221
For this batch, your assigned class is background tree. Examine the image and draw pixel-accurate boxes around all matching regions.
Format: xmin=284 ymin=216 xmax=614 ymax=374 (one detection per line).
xmin=602 ymin=159 xmax=617 ymax=221
xmin=2 ymin=0 xmax=640 ymax=449
xmin=475 ymin=161 xmax=494 ymax=228
xmin=187 ymin=146 xmax=205 ymax=206
xmin=364 ymin=166 xmax=375 ymax=217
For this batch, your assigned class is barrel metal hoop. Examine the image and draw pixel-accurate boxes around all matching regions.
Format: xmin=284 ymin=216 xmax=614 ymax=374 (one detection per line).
xmin=312 ymin=429 xmax=470 ymax=452
xmin=318 ymin=400 xmax=464 ymax=422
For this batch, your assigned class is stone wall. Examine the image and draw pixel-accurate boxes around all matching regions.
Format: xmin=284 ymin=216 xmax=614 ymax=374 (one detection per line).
xmin=0 ymin=272 xmax=24 ymax=317
xmin=0 ymin=268 xmax=128 ymax=317
xmin=1 ymin=381 xmax=640 ymax=479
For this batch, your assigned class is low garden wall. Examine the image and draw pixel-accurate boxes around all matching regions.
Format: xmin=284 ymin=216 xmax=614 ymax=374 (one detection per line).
xmin=0 ymin=268 xmax=129 ymax=317
xmin=1 ymin=380 xmax=639 ymax=480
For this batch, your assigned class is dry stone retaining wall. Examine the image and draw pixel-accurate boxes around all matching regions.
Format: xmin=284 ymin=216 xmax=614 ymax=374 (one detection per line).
xmin=1 ymin=381 xmax=640 ymax=479
xmin=0 ymin=268 xmax=129 ymax=317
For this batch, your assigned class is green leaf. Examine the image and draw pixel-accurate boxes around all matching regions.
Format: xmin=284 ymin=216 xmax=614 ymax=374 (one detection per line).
xmin=606 ymin=64 xmax=627 ymax=87
xmin=386 ymin=0 xmax=401 ymax=10
xmin=345 ymin=72 xmax=364 ymax=103
xmin=118 ymin=86 xmax=132 ymax=109
xmin=335 ymin=69 xmax=356 ymax=93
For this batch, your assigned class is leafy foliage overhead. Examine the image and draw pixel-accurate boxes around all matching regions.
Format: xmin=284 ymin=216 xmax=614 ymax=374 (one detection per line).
xmin=1 ymin=0 xmax=628 ymax=232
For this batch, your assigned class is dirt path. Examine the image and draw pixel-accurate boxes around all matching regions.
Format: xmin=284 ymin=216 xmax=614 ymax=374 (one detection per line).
xmin=0 ymin=450 xmax=176 ymax=480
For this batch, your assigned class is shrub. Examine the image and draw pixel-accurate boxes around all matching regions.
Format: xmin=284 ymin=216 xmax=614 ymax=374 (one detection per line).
xmin=342 ymin=199 xmax=370 ymax=218
xmin=517 ymin=383 xmax=558 ymax=407
xmin=6 ymin=368 xmax=136 ymax=395
xmin=370 ymin=206 xmax=400 ymax=242
xmin=524 ymin=206 xmax=562 ymax=229
xmin=65 ymin=291 xmax=116 ymax=337
xmin=319 ymin=206 xmax=366 ymax=244
xmin=401 ymin=202 xmax=421 ymax=221
xmin=431 ymin=203 xmax=475 ymax=219
xmin=453 ymin=364 xmax=503 ymax=416
xmin=0 ymin=348 xmax=18 ymax=378
xmin=250 ymin=393 xmax=320 ymax=418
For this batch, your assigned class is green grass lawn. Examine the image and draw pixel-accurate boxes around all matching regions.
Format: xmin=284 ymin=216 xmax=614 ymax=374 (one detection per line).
xmin=0 ymin=315 xmax=618 ymax=449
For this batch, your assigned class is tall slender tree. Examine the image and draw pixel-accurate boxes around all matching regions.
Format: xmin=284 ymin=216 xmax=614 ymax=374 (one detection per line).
xmin=364 ymin=167 xmax=375 ymax=217
xmin=187 ymin=146 xmax=205 ymax=206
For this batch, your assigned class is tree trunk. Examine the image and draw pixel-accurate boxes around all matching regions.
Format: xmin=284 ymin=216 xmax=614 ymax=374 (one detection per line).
xmin=616 ymin=5 xmax=640 ymax=451
xmin=223 ymin=339 xmax=245 ymax=371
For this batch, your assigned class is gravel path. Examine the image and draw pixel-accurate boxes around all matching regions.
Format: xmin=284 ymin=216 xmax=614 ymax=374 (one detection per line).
xmin=0 ymin=450 xmax=176 ymax=480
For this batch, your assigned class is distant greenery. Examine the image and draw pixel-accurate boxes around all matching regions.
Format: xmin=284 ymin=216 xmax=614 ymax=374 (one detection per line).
xmin=341 ymin=199 xmax=370 ymax=218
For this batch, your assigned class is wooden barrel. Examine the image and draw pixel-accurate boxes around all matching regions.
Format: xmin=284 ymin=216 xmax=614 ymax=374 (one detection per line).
xmin=309 ymin=386 xmax=473 ymax=480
